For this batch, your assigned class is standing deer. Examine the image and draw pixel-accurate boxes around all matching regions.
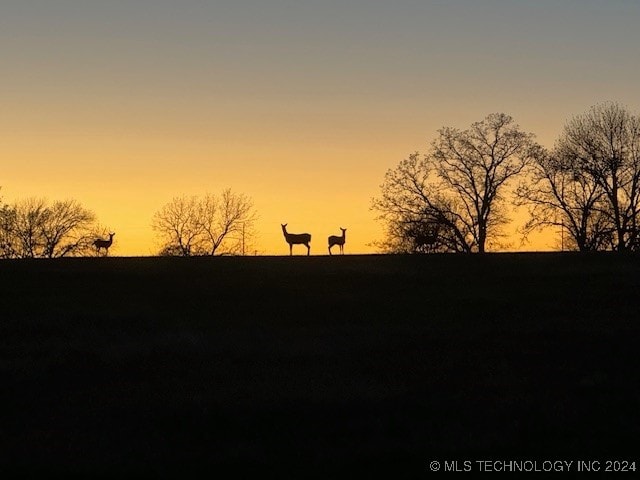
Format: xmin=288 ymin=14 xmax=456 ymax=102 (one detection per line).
xmin=281 ymin=224 xmax=311 ymax=256
xmin=328 ymin=227 xmax=346 ymax=255
xmin=93 ymin=232 xmax=115 ymax=256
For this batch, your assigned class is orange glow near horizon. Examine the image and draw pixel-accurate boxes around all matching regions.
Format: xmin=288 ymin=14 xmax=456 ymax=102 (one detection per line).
xmin=2 ymin=2 xmax=639 ymax=256
xmin=1 ymin=127 xmax=561 ymax=256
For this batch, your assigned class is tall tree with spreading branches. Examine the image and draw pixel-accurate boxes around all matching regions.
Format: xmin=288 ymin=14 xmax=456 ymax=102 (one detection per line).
xmin=517 ymin=103 xmax=640 ymax=251
xmin=5 ymin=198 xmax=96 ymax=258
xmin=373 ymin=113 xmax=539 ymax=253
xmin=556 ymin=102 xmax=640 ymax=251
xmin=152 ymin=189 xmax=257 ymax=256
xmin=516 ymin=146 xmax=612 ymax=251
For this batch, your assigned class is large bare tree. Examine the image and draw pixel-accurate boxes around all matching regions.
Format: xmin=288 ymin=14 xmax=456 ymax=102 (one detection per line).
xmin=554 ymin=102 xmax=640 ymax=251
xmin=373 ymin=113 xmax=538 ymax=253
xmin=152 ymin=195 xmax=202 ymax=256
xmin=152 ymin=189 xmax=257 ymax=256
xmin=516 ymin=147 xmax=613 ymax=251
xmin=198 ymin=189 xmax=257 ymax=255
xmin=6 ymin=198 xmax=96 ymax=258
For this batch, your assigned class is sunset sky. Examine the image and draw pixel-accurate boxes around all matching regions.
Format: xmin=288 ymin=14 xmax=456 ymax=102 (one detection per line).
xmin=2 ymin=0 xmax=639 ymax=255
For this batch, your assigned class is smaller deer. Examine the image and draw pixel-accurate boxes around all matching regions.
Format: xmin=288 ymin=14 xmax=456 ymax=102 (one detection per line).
xmin=281 ymin=224 xmax=311 ymax=256
xmin=328 ymin=227 xmax=346 ymax=255
xmin=94 ymin=232 xmax=115 ymax=256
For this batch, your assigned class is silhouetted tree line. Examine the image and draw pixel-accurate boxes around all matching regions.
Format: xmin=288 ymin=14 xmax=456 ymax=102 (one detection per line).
xmin=373 ymin=102 xmax=640 ymax=253
xmin=0 ymin=196 xmax=103 ymax=258
xmin=3 ymin=102 xmax=637 ymax=258
xmin=0 ymin=186 xmax=257 ymax=259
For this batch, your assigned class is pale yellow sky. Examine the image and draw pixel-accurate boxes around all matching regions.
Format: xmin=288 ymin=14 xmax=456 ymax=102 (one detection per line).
xmin=2 ymin=1 xmax=639 ymax=255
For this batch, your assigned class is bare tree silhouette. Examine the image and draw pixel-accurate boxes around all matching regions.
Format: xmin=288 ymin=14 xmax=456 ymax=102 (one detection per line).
xmin=152 ymin=190 xmax=257 ymax=256
xmin=198 ymin=189 xmax=257 ymax=255
xmin=516 ymin=146 xmax=612 ymax=251
xmin=152 ymin=195 xmax=201 ymax=256
xmin=516 ymin=103 xmax=640 ymax=252
xmin=93 ymin=232 xmax=115 ymax=256
xmin=328 ymin=227 xmax=346 ymax=255
xmin=373 ymin=113 xmax=538 ymax=253
xmin=557 ymin=102 xmax=640 ymax=251
xmin=5 ymin=198 xmax=96 ymax=258
xmin=281 ymin=223 xmax=311 ymax=256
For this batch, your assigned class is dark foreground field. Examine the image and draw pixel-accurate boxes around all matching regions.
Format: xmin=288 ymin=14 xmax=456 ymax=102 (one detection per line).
xmin=1 ymin=253 xmax=639 ymax=476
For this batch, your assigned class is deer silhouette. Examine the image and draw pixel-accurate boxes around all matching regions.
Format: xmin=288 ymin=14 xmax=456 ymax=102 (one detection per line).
xmin=328 ymin=227 xmax=346 ymax=255
xmin=281 ymin=224 xmax=311 ymax=256
xmin=93 ymin=232 xmax=115 ymax=256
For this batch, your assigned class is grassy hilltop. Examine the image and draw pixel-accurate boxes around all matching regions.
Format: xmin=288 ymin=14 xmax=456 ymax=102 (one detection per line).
xmin=1 ymin=254 xmax=639 ymax=476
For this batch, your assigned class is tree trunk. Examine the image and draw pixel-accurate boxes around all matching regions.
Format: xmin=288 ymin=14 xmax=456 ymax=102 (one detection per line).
xmin=477 ymin=225 xmax=487 ymax=254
